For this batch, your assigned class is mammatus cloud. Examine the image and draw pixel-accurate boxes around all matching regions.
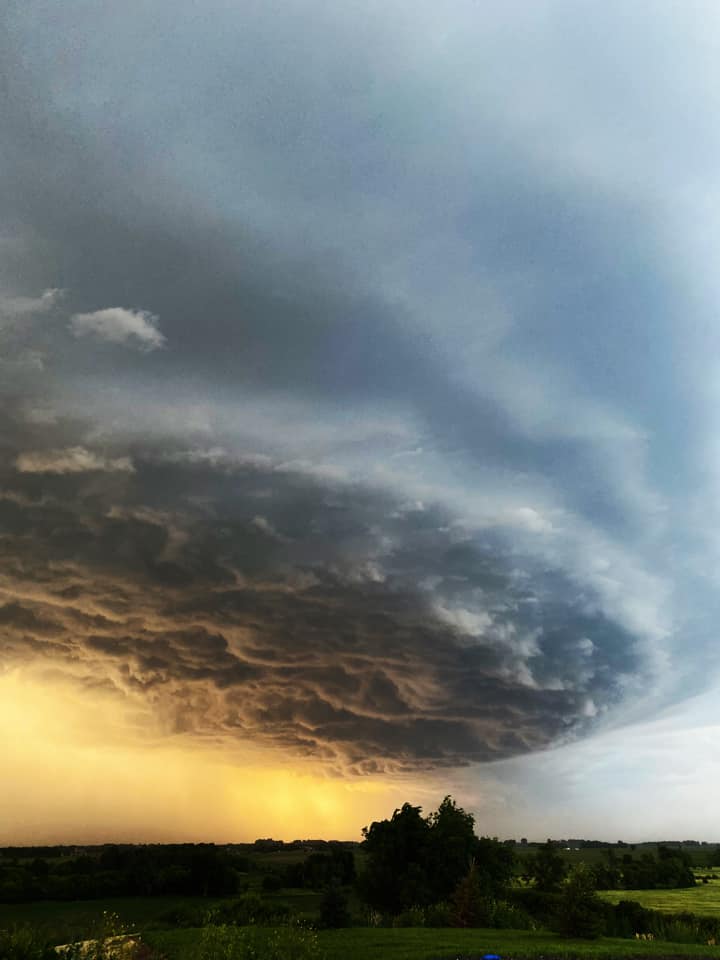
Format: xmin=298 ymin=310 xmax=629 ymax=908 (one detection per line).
xmin=70 ymin=307 xmax=165 ymax=351
xmin=15 ymin=446 xmax=135 ymax=475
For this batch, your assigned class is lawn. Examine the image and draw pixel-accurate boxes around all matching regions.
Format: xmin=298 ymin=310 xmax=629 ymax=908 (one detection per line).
xmin=599 ymin=881 xmax=720 ymax=917
xmin=146 ymin=926 xmax=720 ymax=960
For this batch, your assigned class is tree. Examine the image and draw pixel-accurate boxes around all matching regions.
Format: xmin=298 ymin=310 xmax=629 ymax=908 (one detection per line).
xmin=554 ymin=864 xmax=606 ymax=939
xmin=359 ymin=796 xmax=517 ymax=917
xmin=450 ymin=863 xmax=494 ymax=927
xmin=474 ymin=836 xmax=516 ymax=899
xmin=427 ymin=796 xmax=478 ymax=902
xmin=359 ymin=803 xmax=432 ymax=913
xmin=529 ymin=841 xmax=567 ymax=892
xmin=320 ymin=879 xmax=352 ymax=928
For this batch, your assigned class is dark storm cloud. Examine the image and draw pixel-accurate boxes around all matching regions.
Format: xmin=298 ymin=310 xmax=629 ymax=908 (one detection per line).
xmin=0 ymin=401 xmax=645 ymax=772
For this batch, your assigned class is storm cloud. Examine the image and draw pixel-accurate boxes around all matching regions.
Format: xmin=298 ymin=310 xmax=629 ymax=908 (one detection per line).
xmin=0 ymin=397 xmax=647 ymax=773
xmin=1 ymin=0 xmax=718 ymax=793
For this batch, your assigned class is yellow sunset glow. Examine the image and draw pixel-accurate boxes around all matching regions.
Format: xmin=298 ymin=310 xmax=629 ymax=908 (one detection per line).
xmin=0 ymin=669 xmax=408 ymax=843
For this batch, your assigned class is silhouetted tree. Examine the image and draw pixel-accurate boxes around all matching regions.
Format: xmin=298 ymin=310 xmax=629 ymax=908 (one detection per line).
xmin=360 ymin=802 xmax=432 ymax=912
xmin=320 ymin=879 xmax=352 ymax=928
xmin=427 ymin=796 xmax=478 ymax=902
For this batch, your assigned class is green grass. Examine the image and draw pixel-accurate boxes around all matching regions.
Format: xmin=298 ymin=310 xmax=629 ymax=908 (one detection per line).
xmin=600 ymin=880 xmax=720 ymax=917
xmin=145 ymin=926 xmax=720 ymax=960
xmin=0 ymin=895 xmax=231 ymax=943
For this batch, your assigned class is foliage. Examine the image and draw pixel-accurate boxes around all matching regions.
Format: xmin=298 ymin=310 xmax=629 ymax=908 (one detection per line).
xmin=208 ymin=893 xmax=292 ymax=926
xmin=449 ymin=864 xmax=494 ymax=928
xmin=59 ymin=910 xmax=141 ymax=960
xmin=319 ymin=881 xmax=351 ymax=929
xmin=359 ymin=802 xmax=432 ymax=913
xmin=197 ymin=922 xmax=322 ymax=960
xmin=593 ymin=847 xmax=696 ymax=891
xmin=529 ymin=841 xmax=568 ymax=892
xmin=392 ymin=906 xmax=428 ymax=928
xmin=426 ymin=796 xmax=478 ymax=902
xmin=282 ymin=849 xmax=355 ymax=891
xmin=0 ymin=844 xmax=243 ymax=903
xmin=553 ymin=865 xmax=606 ymax=939
xmin=0 ymin=926 xmax=57 ymax=960
xmin=359 ymin=796 xmax=514 ymax=915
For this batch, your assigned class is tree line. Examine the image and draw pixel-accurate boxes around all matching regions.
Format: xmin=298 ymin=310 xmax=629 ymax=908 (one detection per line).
xmin=0 ymin=798 xmax=713 ymax=940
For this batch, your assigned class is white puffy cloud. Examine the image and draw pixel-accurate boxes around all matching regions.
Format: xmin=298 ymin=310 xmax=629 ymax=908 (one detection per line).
xmin=69 ymin=307 xmax=165 ymax=351
xmin=15 ymin=446 xmax=135 ymax=474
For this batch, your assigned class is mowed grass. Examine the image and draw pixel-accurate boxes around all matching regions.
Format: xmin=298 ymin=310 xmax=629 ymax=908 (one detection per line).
xmin=146 ymin=926 xmax=720 ymax=960
xmin=599 ymin=880 xmax=720 ymax=917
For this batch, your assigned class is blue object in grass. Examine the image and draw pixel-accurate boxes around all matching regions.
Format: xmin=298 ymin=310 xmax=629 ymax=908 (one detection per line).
xmin=482 ymin=954 xmax=501 ymax=960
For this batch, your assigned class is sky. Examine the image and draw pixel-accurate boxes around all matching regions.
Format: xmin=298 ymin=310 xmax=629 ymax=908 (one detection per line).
xmin=1 ymin=0 xmax=720 ymax=844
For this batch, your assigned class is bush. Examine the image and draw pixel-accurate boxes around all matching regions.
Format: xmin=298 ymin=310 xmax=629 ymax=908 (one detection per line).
xmin=424 ymin=902 xmax=452 ymax=927
xmin=198 ymin=923 xmax=322 ymax=960
xmin=0 ymin=927 xmax=57 ymax=960
xmin=608 ymin=899 xmax=653 ymax=938
xmin=261 ymin=873 xmax=283 ymax=893
xmin=392 ymin=906 xmax=427 ymax=928
xmin=211 ymin=893 xmax=292 ymax=926
xmin=450 ymin=864 xmax=495 ymax=927
xmin=319 ymin=880 xmax=351 ymax=928
xmin=553 ymin=865 xmax=606 ymax=939
xmin=490 ymin=900 xmax=534 ymax=930
xmin=154 ymin=905 xmax=205 ymax=928
xmin=508 ymin=887 xmax=562 ymax=925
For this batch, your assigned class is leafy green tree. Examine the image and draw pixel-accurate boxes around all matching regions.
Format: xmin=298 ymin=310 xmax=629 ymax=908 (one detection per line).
xmin=554 ymin=865 xmax=606 ymax=939
xmin=530 ymin=841 xmax=567 ymax=892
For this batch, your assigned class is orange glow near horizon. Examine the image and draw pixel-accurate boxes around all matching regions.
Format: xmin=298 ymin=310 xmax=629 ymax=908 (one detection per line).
xmin=0 ymin=669 xmax=413 ymax=844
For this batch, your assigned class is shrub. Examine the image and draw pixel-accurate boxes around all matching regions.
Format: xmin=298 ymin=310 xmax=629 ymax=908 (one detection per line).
xmin=0 ymin=927 xmax=57 ymax=960
xmin=319 ymin=880 xmax=351 ymax=928
xmin=210 ymin=892 xmax=291 ymax=926
xmin=607 ymin=899 xmax=652 ymax=938
xmin=154 ymin=905 xmax=205 ymax=928
xmin=198 ymin=923 xmax=322 ymax=960
xmin=424 ymin=902 xmax=452 ymax=927
xmin=553 ymin=865 xmax=606 ymax=939
xmin=450 ymin=864 xmax=494 ymax=927
xmin=490 ymin=900 xmax=534 ymax=930
xmin=261 ymin=873 xmax=283 ymax=893
xmin=392 ymin=906 xmax=427 ymax=928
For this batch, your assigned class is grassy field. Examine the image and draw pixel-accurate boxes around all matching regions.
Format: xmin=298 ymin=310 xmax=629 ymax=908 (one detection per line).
xmin=0 ymin=895 xmax=233 ymax=943
xmin=600 ymin=880 xmax=720 ymax=917
xmin=145 ymin=926 xmax=720 ymax=960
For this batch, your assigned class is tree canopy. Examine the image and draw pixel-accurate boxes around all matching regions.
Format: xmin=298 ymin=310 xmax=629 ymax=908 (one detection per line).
xmin=360 ymin=796 xmax=515 ymax=914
